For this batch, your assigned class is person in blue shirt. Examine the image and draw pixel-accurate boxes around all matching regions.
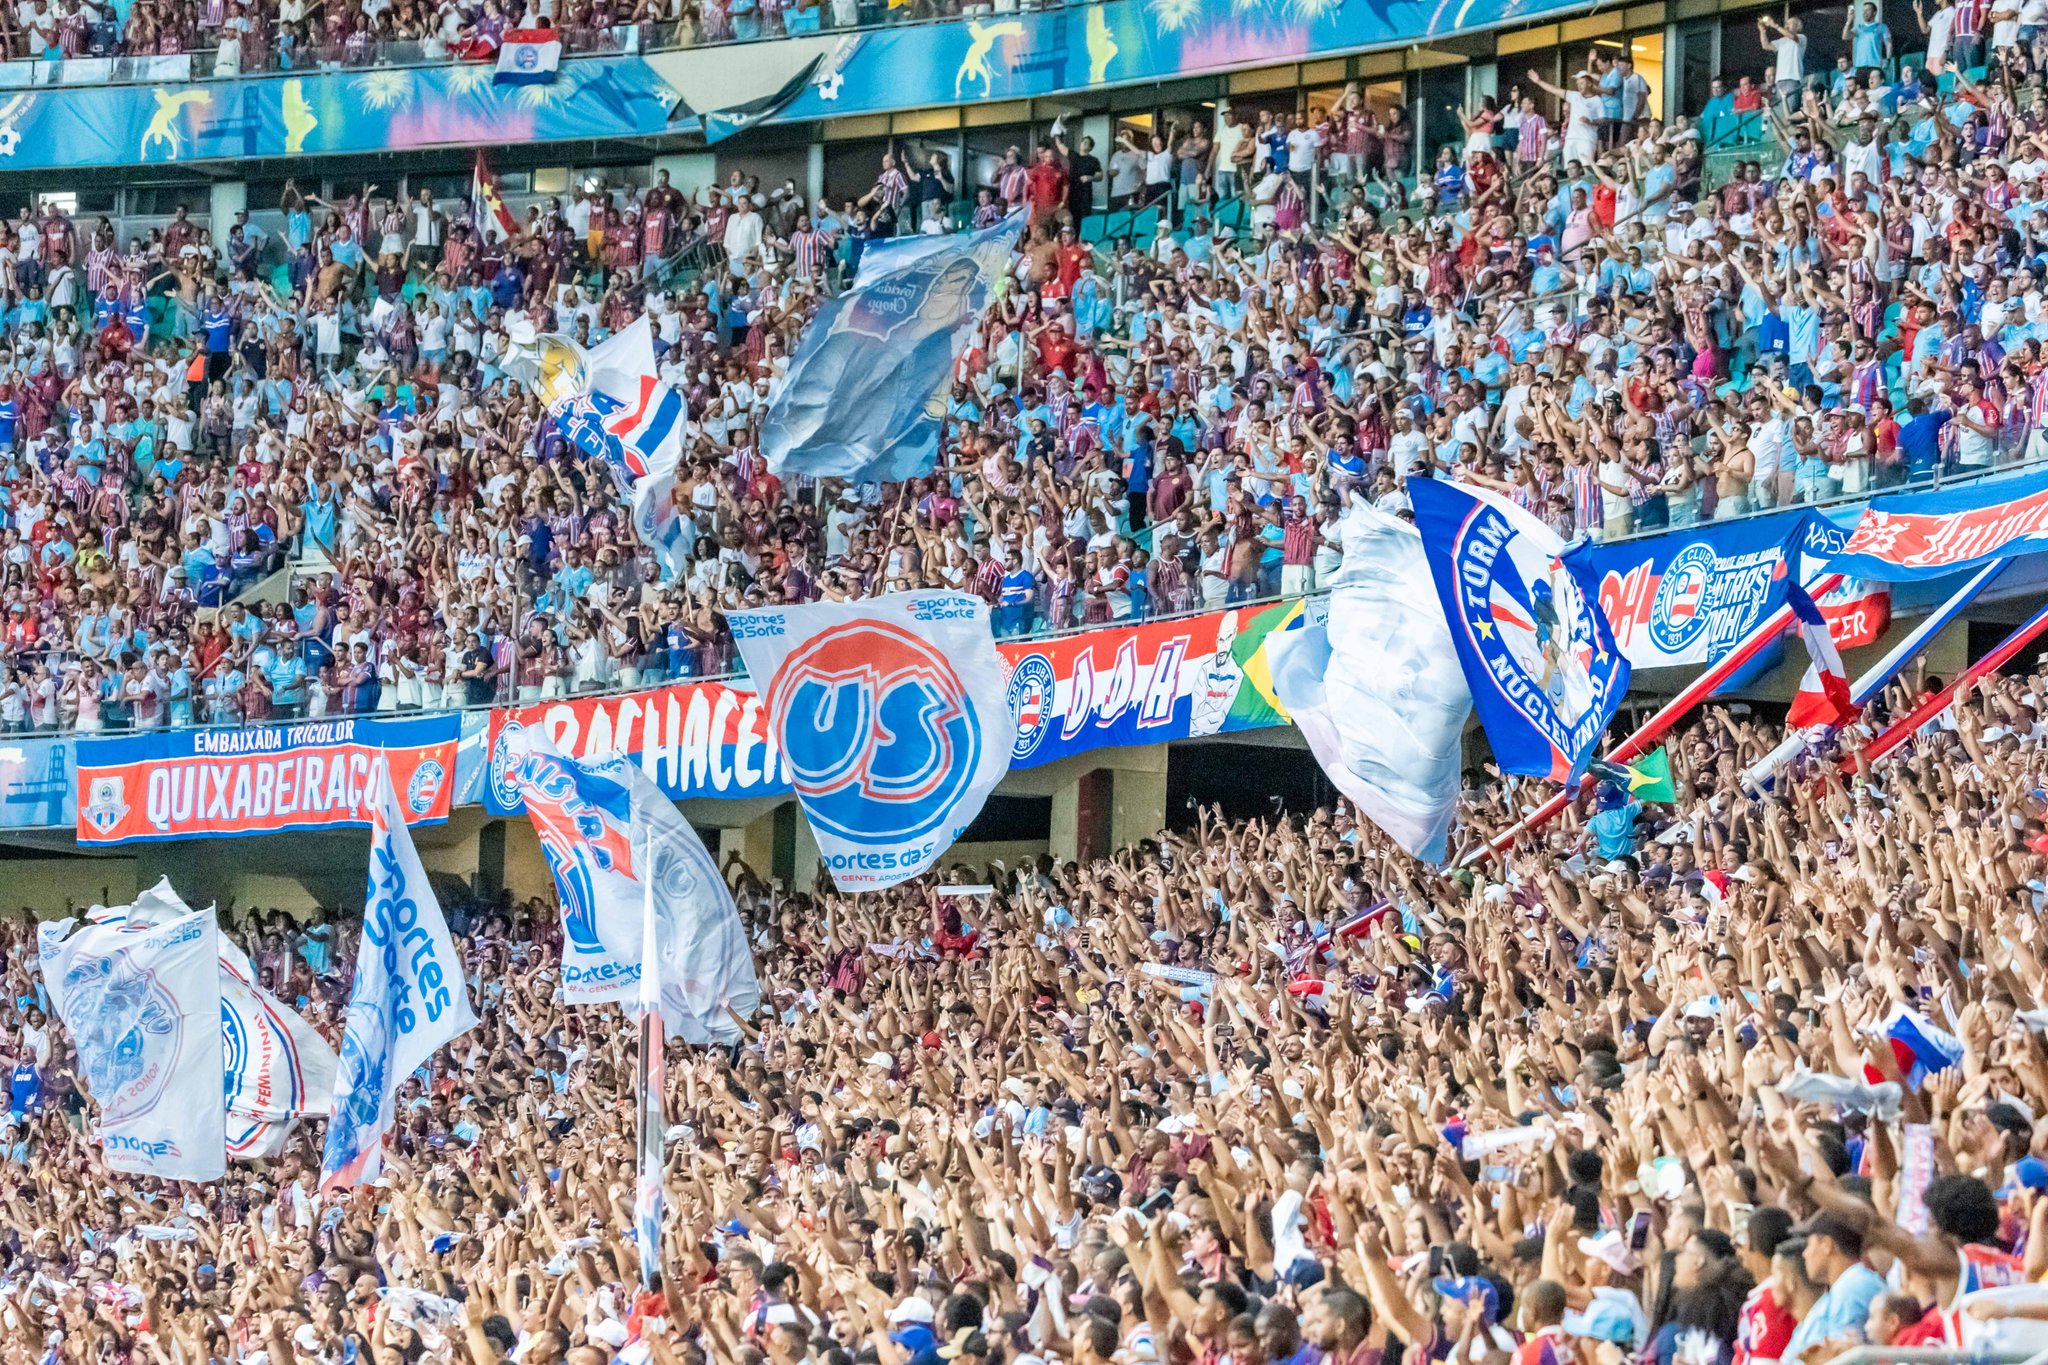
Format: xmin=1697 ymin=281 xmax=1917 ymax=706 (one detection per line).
xmin=1588 ymin=783 xmax=1642 ymax=859
xmin=200 ymin=289 xmax=234 ymax=381
xmin=995 ymin=553 xmax=1037 ymax=637
xmin=1897 ymin=396 xmax=1950 ymax=480
xmin=7 ymin=1056 xmax=39 ymax=1124
xmin=263 ymin=638 xmax=309 ymax=719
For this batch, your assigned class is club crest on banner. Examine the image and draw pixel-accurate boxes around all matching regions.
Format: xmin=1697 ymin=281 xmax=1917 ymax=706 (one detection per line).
xmin=83 ymin=775 xmax=127 ymax=835
xmin=1451 ymin=514 xmax=1612 ymax=759
xmin=1005 ymin=653 xmax=1057 ymax=762
xmin=764 ymin=621 xmax=981 ymax=846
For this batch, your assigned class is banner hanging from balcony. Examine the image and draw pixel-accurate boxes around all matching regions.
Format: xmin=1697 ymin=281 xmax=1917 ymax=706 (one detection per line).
xmin=1830 ymin=468 xmax=2048 ymax=581
xmin=74 ymin=715 xmax=458 ymax=845
xmin=1584 ymin=509 xmax=1889 ymax=672
xmin=0 ymin=58 xmax=677 ymax=172
xmin=484 ymin=599 xmax=1313 ymax=817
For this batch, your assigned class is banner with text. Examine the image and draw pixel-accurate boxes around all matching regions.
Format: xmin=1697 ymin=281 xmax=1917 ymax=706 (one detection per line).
xmin=1587 ymin=510 xmax=1888 ymax=672
xmin=75 ymin=716 xmax=458 ymax=845
xmin=484 ymin=600 xmax=1315 ymax=813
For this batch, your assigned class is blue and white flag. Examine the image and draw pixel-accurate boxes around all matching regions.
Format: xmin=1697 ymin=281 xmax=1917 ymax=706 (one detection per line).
xmin=727 ymin=592 xmax=1015 ymax=890
xmin=85 ymin=879 xmax=337 ymax=1162
xmin=762 ymin=215 xmax=1021 ymax=483
xmin=39 ymin=903 xmax=224 ymax=1181
xmin=628 ymin=442 xmax=689 ymax=582
xmin=1409 ymin=477 xmax=1630 ymax=783
xmin=510 ymin=735 xmax=761 ymax=1040
xmin=1264 ymin=499 xmax=1472 ymax=863
xmin=321 ymin=760 xmax=477 ymax=1193
xmin=551 ymin=316 xmax=689 ymax=484
xmin=494 ymin=27 xmax=562 ymax=84
xmin=1878 ymin=1004 xmax=1965 ymax=1090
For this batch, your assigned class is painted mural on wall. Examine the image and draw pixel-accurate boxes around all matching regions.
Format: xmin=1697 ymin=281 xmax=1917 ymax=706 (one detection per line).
xmin=0 ymin=0 xmax=1594 ymax=170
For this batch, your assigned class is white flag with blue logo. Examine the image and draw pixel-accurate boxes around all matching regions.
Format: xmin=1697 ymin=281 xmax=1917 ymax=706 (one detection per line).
xmin=510 ymin=733 xmax=760 ymax=1041
xmin=39 ymin=904 xmax=224 ymax=1181
xmin=552 ymin=316 xmax=690 ymax=485
xmin=1409 ymin=477 xmax=1631 ymax=783
xmin=727 ymin=591 xmax=1015 ymax=891
xmin=82 ymin=879 xmax=337 ymax=1162
xmin=321 ymin=759 xmax=477 ymax=1192
xmin=1264 ymin=500 xmax=1472 ymax=863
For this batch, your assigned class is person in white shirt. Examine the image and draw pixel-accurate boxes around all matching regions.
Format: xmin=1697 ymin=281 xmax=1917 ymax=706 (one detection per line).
xmin=1760 ymin=14 xmax=1808 ymax=105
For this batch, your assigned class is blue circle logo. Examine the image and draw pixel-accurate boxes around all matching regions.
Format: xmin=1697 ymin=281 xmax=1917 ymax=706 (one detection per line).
xmin=488 ymin=720 xmax=528 ymax=810
xmin=1005 ymin=653 xmax=1057 ymax=762
xmin=407 ymin=760 xmax=446 ymax=816
xmin=1649 ymin=542 xmax=1717 ymax=655
xmin=765 ymin=623 xmax=980 ymax=845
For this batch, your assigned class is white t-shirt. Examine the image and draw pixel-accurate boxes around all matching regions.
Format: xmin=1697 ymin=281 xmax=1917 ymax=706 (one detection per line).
xmin=1286 ymin=127 xmax=1321 ymax=173
xmin=1773 ymin=33 xmax=1807 ymax=83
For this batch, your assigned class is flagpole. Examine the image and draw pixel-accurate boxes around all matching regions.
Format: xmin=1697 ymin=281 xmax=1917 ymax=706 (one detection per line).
xmin=634 ymin=816 xmax=666 ymax=1291
xmin=1460 ymin=572 xmax=1844 ymax=866
xmin=1845 ymin=595 xmax=2048 ymax=772
xmin=1741 ymin=560 xmax=2007 ymax=790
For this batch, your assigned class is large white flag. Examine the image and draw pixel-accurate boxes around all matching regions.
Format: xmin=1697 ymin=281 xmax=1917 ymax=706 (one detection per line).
xmin=727 ymin=591 xmax=1015 ymax=891
xmin=1265 ymin=499 xmax=1473 ymax=864
xmin=40 ymin=905 xmax=225 ymax=1181
xmin=321 ymin=760 xmax=477 ymax=1192
xmin=83 ymin=879 xmax=338 ymax=1162
xmin=512 ymin=735 xmax=760 ymax=1041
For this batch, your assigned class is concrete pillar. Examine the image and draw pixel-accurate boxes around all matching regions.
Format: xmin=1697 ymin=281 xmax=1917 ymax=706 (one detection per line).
xmin=806 ymin=143 xmax=825 ymax=209
xmin=653 ymin=153 xmax=717 ymax=203
xmin=1041 ymin=745 xmax=1169 ymax=864
xmin=208 ymin=181 xmax=246 ymax=235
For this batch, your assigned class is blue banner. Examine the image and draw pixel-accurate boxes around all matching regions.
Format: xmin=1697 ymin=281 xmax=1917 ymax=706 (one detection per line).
xmin=0 ymin=734 xmax=74 ymax=829
xmin=1831 ymin=467 xmax=2048 ymax=581
xmin=1410 ymin=478 xmax=1630 ymax=782
xmin=0 ymin=59 xmax=676 ymax=172
xmin=1583 ymin=511 xmax=1809 ymax=672
xmin=763 ymin=217 xmax=1020 ymax=484
xmin=760 ymin=0 xmax=1598 ymax=128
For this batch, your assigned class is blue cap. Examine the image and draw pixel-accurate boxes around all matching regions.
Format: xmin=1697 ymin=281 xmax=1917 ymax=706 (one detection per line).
xmin=2014 ymin=1157 xmax=2048 ymax=1192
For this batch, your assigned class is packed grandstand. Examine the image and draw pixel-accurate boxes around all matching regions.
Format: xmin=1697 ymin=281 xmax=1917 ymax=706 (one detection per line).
xmin=11 ymin=2 xmax=2048 ymax=1365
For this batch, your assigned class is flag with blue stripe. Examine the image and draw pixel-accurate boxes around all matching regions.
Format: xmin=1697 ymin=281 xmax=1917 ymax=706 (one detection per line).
xmin=1409 ymin=477 xmax=1630 ymax=782
xmin=320 ymin=761 xmax=477 ymax=1192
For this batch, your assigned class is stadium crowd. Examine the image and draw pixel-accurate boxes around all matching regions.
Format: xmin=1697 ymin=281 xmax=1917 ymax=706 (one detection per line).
xmin=6 ymin=655 xmax=2048 ymax=1365
xmin=0 ymin=0 xmax=2038 ymax=738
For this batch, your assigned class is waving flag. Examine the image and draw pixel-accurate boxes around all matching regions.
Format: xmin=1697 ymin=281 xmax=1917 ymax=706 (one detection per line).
xmin=39 ymin=905 xmax=224 ymax=1181
xmin=321 ymin=761 xmax=477 ymax=1193
xmin=1263 ymin=499 xmax=1471 ymax=863
xmin=510 ymin=736 xmax=760 ymax=1039
xmin=763 ymin=215 xmax=1021 ymax=483
xmin=552 ymin=317 xmax=689 ymax=484
xmin=86 ymin=879 xmax=338 ymax=1162
xmin=728 ymin=592 xmax=1016 ymax=891
xmin=1876 ymin=1004 xmax=1965 ymax=1089
xmin=1409 ymin=477 xmax=1630 ymax=782
xmin=494 ymin=26 xmax=562 ymax=84
xmin=471 ymin=151 xmax=520 ymax=244
xmin=1785 ymin=582 xmax=1859 ymax=730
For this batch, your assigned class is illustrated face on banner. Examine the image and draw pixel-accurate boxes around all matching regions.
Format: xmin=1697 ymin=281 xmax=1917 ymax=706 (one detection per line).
xmin=764 ymin=620 xmax=982 ymax=847
xmin=62 ymin=953 xmax=182 ymax=1123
